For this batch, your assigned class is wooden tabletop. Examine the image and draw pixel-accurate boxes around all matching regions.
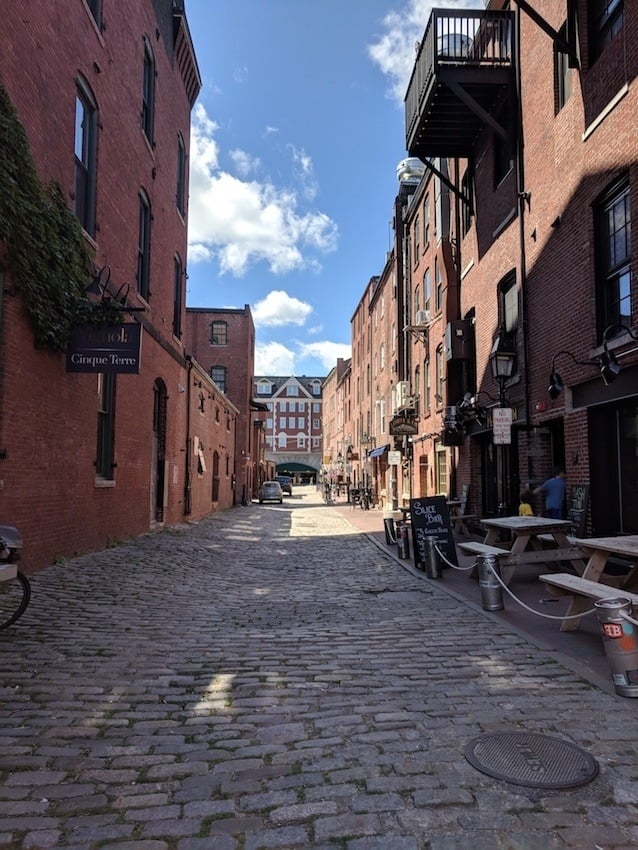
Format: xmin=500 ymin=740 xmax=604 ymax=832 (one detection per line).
xmin=481 ymin=516 xmax=572 ymax=534
xmin=574 ymin=535 xmax=638 ymax=558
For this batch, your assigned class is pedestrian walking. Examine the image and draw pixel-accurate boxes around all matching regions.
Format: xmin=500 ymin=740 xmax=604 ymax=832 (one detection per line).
xmin=534 ymin=466 xmax=567 ymax=519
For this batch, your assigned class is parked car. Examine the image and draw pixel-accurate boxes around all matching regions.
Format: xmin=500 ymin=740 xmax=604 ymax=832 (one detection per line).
xmin=276 ymin=475 xmax=293 ymax=495
xmin=258 ymin=481 xmax=284 ymax=504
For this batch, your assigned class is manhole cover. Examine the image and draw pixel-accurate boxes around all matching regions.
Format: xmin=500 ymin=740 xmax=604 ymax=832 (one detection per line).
xmin=464 ymin=732 xmax=599 ymax=789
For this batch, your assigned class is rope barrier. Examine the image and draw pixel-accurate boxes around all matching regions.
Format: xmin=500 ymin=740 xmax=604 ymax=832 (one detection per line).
xmin=432 ymin=542 xmax=598 ymax=622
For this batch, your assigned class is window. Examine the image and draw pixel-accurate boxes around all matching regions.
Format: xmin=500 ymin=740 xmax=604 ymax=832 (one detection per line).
xmin=413 ymin=214 xmax=420 ymax=261
xmin=278 ymin=434 xmax=287 ymax=448
xmin=297 ymin=434 xmax=306 ymax=448
xmin=424 ymin=269 xmax=431 ymax=313
xmin=280 ymin=401 xmax=287 ymax=413
xmin=595 ymin=177 xmax=631 ymax=334
xmin=424 ymin=357 xmax=431 ymax=414
xmin=86 ymin=0 xmax=101 ymax=25
xmin=313 ymin=418 xmax=320 ymax=429
xmin=142 ymin=37 xmax=155 ymax=144
xmin=498 ymin=273 xmax=519 ymax=376
xmin=312 ymin=382 xmax=321 ymax=395
xmin=555 ymin=23 xmax=572 ymax=112
xmin=423 ymin=196 xmax=430 ymax=246
xmin=74 ymin=81 xmax=97 ymax=236
xmin=211 ymin=366 xmax=227 ymax=393
xmin=257 ymin=380 xmax=270 ymax=395
xmin=136 ymin=190 xmax=151 ymax=300
xmin=172 ymin=255 xmax=183 ymax=338
xmin=591 ymin=0 xmax=623 ymax=61
xmin=288 ymin=417 xmax=295 ymax=429
xmin=435 ymin=259 xmax=443 ymax=312
xmin=461 ymin=168 xmax=474 ymax=235
xmin=279 ymin=417 xmax=286 ymax=429
xmin=96 ymin=373 xmax=116 ymax=479
xmin=176 ymin=133 xmax=186 ymax=215
xmin=287 ymin=385 xmax=299 ymax=396
xmin=414 ymin=285 xmax=420 ymax=316
xmin=297 ymin=417 xmax=304 ymax=429
xmin=210 ymin=321 xmax=228 ymax=345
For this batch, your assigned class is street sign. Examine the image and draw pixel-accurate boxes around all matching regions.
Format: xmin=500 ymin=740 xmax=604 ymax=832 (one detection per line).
xmin=388 ymin=450 xmax=401 ymax=465
xmin=492 ymin=407 xmax=512 ymax=445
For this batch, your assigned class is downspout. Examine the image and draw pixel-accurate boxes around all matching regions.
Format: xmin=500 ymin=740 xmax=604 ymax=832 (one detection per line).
xmin=184 ymin=355 xmax=193 ymax=515
xmin=514 ymin=2 xmax=533 ymax=482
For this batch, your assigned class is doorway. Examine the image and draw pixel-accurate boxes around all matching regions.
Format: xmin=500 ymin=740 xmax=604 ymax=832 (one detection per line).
xmin=151 ymin=379 xmax=167 ymax=523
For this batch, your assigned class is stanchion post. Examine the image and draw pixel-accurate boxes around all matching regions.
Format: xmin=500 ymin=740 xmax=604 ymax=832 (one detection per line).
xmin=594 ymin=597 xmax=638 ymax=698
xmin=477 ymin=554 xmax=503 ymax=611
xmin=424 ymin=536 xmax=442 ymax=579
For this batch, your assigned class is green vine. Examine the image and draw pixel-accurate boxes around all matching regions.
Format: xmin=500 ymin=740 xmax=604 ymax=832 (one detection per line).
xmin=0 ymin=82 xmax=115 ymax=351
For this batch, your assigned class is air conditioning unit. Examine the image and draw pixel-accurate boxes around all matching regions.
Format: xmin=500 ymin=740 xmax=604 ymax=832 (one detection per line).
xmin=414 ymin=309 xmax=431 ymax=326
xmin=392 ymin=381 xmax=411 ymax=414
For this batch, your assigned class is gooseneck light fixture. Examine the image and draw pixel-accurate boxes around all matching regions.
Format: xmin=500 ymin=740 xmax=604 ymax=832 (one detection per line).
xmin=547 ymin=350 xmax=596 ymax=399
xmin=548 ymin=324 xmax=638 ymax=397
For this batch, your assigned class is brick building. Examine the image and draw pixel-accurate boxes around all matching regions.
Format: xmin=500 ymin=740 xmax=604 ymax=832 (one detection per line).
xmin=184 ymin=305 xmax=260 ymax=504
xmin=393 ymin=0 xmax=638 ymax=532
xmin=253 ymin=376 xmax=324 ymax=483
xmin=0 ymin=0 xmax=236 ymax=571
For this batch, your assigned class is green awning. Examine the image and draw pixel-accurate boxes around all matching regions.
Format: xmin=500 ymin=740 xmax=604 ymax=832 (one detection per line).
xmin=276 ymin=462 xmax=318 ymax=474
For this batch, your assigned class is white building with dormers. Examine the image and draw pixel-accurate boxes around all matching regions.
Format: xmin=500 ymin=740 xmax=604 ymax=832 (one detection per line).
xmin=253 ymin=375 xmax=324 ymax=482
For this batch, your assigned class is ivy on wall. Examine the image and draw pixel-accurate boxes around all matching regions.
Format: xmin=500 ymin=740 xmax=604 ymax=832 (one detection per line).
xmin=0 ymin=83 xmax=120 ymax=351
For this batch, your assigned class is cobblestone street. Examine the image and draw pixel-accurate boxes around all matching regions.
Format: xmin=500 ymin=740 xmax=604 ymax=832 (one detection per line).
xmin=1 ymin=487 xmax=637 ymax=849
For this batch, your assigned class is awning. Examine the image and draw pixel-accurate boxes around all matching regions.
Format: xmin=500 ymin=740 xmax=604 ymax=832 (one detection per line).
xmin=276 ymin=462 xmax=318 ymax=474
xmin=367 ymin=444 xmax=390 ymax=458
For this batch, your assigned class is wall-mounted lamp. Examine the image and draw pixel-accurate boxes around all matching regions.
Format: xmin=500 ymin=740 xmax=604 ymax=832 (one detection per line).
xmin=547 ymin=350 xmax=597 ymax=399
xmin=489 ymin=329 xmax=517 ymax=405
xmin=599 ymin=324 xmax=638 ymax=385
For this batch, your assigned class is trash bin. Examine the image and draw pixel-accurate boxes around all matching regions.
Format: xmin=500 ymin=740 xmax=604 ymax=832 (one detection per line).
xmin=396 ymin=522 xmax=410 ymax=560
xmin=594 ymin=597 xmax=638 ymax=698
xmin=424 ymin=536 xmax=442 ymax=579
xmin=477 ymin=554 xmax=503 ymax=611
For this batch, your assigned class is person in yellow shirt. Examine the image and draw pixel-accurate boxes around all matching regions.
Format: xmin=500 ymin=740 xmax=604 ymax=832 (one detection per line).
xmin=519 ymin=487 xmax=534 ymax=517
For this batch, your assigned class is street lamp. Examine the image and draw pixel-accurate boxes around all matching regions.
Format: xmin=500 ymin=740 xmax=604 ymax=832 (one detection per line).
xmin=489 ymin=330 xmax=517 ymax=515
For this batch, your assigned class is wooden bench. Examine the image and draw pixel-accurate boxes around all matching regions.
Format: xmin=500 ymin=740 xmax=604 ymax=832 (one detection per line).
xmin=458 ymin=541 xmax=510 ymax=558
xmin=539 ymin=572 xmax=638 ymax=631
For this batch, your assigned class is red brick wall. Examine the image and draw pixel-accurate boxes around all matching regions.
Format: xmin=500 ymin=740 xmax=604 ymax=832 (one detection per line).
xmin=1 ymin=1 xmax=200 ymax=570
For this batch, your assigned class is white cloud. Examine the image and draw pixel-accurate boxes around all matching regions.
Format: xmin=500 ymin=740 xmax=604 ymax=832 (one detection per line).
xmin=367 ymin=0 xmax=482 ymax=103
xmin=188 ymin=105 xmax=338 ymax=277
xmin=298 ymin=341 xmax=352 ymax=372
xmin=229 ymin=148 xmax=261 ymax=178
xmin=255 ymin=341 xmax=296 ymax=374
xmin=253 ymin=291 xmax=313 ymax=328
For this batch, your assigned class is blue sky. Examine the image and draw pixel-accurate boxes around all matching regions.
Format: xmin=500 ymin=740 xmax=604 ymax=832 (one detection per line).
xmin=185 ymin=0 xmax=480 ymax=376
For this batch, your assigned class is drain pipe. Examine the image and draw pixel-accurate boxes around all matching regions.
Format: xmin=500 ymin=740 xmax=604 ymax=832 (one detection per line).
xmin=514 ymin=2 xmax=533 ymax=483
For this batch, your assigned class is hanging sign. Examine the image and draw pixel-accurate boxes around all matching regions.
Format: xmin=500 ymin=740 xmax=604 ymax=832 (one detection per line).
xmin=66 ymin=323 xmax=142 ymax=374
xmin=388 ymin=450 xmax=401 ymax=465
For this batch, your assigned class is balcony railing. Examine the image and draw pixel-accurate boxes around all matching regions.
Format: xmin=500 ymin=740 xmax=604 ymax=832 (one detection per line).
xmin=405 ymin=8 xmax=514 ymax=158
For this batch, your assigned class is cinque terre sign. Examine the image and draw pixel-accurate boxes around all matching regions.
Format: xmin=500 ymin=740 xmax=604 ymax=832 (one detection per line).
xmin=66 ymin=323 xmax=142 ymax=374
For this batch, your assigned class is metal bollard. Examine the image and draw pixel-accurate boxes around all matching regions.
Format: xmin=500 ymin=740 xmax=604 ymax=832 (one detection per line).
xmin=594 ymin=597 xmax=638 ymax=698
xmin=477 ymin=554 xmax=503 ymax=611
xmin=396 ymin=522 xmax=410 ymax=560
xmin=424 ymin=536 xmax=442 ymax=579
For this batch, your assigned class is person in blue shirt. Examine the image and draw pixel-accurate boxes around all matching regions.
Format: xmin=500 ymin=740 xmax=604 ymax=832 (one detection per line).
xmin=534 ymin=467 xmax=567 ymax=519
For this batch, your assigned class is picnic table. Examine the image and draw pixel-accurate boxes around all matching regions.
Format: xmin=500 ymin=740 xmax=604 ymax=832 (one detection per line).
xmin=541 ymin=535 xmax=638 ymax=631
xmin=459 ymin=516 xmax=587 ymax=585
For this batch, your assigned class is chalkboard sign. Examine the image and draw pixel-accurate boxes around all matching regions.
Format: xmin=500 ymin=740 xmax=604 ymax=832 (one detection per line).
xmin=409 ymin=495 xmax=458 ymax=569
xmin=567 ymin=484 xmax=589 ymax=537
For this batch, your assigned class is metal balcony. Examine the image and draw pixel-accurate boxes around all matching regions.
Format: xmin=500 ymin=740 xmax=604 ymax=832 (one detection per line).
xmin=405 ymin=9 xmax=515 ymax=160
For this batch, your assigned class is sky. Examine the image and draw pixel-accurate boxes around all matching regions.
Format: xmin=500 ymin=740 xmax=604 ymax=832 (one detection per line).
xmin=184 ymin=0 xmax=481 ymax=377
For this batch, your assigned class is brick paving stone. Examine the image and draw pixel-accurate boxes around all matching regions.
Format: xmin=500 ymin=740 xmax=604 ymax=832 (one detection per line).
xmin=1 ymin=489 xmax=637 ymax=848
